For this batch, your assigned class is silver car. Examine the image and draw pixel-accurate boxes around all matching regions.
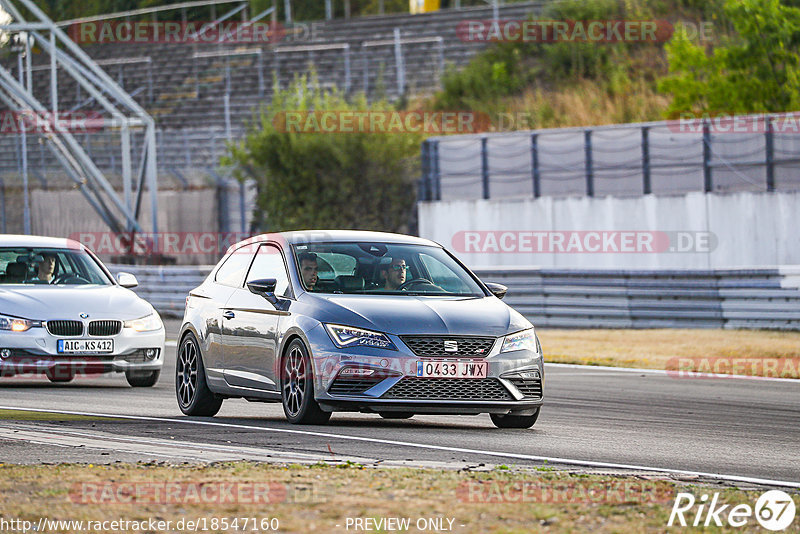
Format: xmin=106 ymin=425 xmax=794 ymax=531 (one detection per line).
xmin=179 ymin=231 xmax=543 ymax=428
xmin=0 ymin=235 xmax=165 ymax=386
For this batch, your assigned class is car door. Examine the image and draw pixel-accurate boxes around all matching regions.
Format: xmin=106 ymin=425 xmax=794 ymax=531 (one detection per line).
xmin=195 ymin=246 xmax=255 ymax=377
xmin=221 ymin=243 xmax=292 ymax=391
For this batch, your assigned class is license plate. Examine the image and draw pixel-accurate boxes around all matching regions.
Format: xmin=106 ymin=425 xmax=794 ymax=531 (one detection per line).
xmin=57 ymin=339 xmax=114 ymax=354
xmin=416 ymin=360 xmax=488 ymax=379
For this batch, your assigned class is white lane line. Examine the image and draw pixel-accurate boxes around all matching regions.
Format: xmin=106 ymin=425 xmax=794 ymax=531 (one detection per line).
xmin=545 ymin=363 xmax=800 ymax=384
xmin=1 ymin=405 xmax=798 ymax=489
xmin=166 ymin=340 xmax=178 ymax=347
xmin=0 ymin=425 xmax=351 ymax=464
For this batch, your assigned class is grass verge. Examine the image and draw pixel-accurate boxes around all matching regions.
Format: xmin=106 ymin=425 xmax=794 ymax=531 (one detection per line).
xmin=0 ymin=462 xmax=795 ymax=533
xmin=539 ymin=329 xmax=800 ymax=378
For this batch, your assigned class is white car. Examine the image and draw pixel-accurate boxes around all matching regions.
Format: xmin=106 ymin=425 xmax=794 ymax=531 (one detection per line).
xmin=0 ymin=235 xmax=164 ymax=386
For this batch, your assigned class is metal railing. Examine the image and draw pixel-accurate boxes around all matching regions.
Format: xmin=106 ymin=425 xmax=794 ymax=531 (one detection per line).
xmin=362 ymin=32 xmax=444 ymax=96
xmin=474 ymin=267 xmax=800 ymax=330
xmin=421 ymin=114 xmax=800 ymax=201
xmin=108 ymin=263 xmax=800 ymax=328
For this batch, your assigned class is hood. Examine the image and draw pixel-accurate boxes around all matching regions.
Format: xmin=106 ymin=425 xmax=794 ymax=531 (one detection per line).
xmin=303 ymin=293 xmax=531 ymax=337
xmin=0 ymin=285 xmax=154 ymax=321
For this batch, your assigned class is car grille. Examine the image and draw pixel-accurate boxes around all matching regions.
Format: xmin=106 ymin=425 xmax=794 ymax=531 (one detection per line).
xmin=46 ymin=320 xmax=83 ymax=337
xmin=400 ymin=336 xmax=496 ymax=357
xmin=507 ymin=377 xmax=543 ymax=399
xmin=88 ymin=320 xmax=122 ymax=336
xmin=327 ymin=377 xmax=384 ymax=396
xmin=382 ymin=378 xmax=513 ymax=401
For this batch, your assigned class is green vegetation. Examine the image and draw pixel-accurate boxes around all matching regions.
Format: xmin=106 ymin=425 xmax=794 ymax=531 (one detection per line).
xmin=431 ymin=0 xmax=665 ymax=128
xmin=660 ymin=0 xmax=800 ymax=116
xmin=223 ymin=75 xmax=423 ymax=233
xmin=431 ymin=0 xmax=800 ymax=129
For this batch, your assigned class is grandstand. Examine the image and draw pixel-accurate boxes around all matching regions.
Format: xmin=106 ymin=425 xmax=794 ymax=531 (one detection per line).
xmin=0 ymin=1 xmax=543 ymax=249
xmin=3 ymin=2 xmax=541 ymax=132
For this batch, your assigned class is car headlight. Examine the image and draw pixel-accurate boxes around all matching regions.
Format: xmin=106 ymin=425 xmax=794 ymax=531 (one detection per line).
xmin=501 ymin=328 xmax=540 ymax=354
xmin=0 ymin=314 xmax=37 ymax=332
xmin=124 ymin=312 xmax=163 ymax=332
xmin=324 ymin=324 xmax=397 ymax=350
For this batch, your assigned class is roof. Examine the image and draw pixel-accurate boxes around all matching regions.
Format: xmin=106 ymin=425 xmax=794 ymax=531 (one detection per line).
xmin=0 ymin=234 xmax=84 ymax=249
xmin=227 ymin=230 xmax=441 ymax=254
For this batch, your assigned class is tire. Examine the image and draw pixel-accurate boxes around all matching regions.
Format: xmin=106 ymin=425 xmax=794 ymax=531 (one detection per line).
xmin=281 ymin=339 xmax=331 ymax=425
xmin=126 ymin=369 xmax=160 ymax=387
xmin=176 ymin=333 xmax=222 ymax=417
xmin=490 ymin=408 xmax=540 ymax=429
xmin=45 ymin=366 xmax=75 ymax=383
xmin=378 ymin=412 xmax=414 ymax=419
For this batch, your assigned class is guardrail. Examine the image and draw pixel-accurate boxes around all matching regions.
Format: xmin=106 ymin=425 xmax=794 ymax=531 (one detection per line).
xmin=473 ymin=267 xmax=800 ymax=330
xmin=110 ymin=264 xmax=211 ymax=318
xmin=110 ymin=264 xmax=800 ymax=329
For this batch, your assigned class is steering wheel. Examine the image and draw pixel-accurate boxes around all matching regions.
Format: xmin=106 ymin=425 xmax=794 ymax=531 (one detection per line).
xmin=398 ymin=278 xmax=435 ymax=291
xmin=52 ymin=273 xmax=91 ymax=285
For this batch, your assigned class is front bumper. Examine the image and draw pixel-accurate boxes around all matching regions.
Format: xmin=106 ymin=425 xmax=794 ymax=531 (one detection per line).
xmin=307 ymin=325 xmax=544 ymax=415
xmin=0 ymin=325 xmax=164 ymax=377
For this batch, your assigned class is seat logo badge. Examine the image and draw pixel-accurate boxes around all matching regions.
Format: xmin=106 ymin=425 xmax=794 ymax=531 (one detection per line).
xmin=79 ymin=313 xmax=89 ymax=319
xmin=443 ymin=340 xmax=458 ymax=352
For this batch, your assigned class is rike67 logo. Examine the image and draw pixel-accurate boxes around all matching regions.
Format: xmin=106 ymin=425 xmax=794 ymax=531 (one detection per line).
xmin=669 ymin=490 xmax=796 ymax=531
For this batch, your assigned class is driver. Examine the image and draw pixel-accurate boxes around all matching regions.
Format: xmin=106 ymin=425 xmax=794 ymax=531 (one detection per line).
xmin=380 ymin=257 xmax=407 ymax=291
xmin=32 ymin=252 xmax=56 ymax=283
xmin=298 ymin=252 xmax=318 ymax=291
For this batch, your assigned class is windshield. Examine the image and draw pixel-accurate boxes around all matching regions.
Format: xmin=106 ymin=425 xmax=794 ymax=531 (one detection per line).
xmin=292 ymin=242 xmax=485 ymax=297
xmin=0 ymin=247 xmax=113 ymax=286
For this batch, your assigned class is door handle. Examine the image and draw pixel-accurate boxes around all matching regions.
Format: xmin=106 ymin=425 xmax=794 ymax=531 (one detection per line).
xmin=223 ymin=311 xmax=235 ymax=320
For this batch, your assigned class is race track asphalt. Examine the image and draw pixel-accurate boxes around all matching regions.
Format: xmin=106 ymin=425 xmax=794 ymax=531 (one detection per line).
xmin=0 ymin=321 xmax=798 ymax=487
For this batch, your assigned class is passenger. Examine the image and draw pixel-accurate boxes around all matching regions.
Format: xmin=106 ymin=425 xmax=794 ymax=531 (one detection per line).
xmin=379 ymin=257 xmax=407 ymax=291
xmin=31 ymin=252 xmax=56 ymax=283
xmin=298 ymin=252 xmax=318 ymax=291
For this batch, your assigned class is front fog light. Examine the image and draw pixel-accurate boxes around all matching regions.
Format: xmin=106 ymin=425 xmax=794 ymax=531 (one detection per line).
xmin=0 ymin=349 xmax=11 ymax=360
xmin=144 ymin=348 xmax=158 ymax=360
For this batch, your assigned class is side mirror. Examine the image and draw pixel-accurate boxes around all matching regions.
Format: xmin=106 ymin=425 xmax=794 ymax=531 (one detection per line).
xmin=247 ymin=278 xmax=289 ymax=311
xmin=485 ymin=282 xmax=507 ymax=300
xmin=247 ymin=278 xmax=277 ymax=296
xmin=117 ymin=272 xmax=139 ymax=288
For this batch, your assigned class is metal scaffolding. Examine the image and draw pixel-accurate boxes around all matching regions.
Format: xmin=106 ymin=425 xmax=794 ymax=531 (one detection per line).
xmin=0 ymin=0 xmax=159 ymax=237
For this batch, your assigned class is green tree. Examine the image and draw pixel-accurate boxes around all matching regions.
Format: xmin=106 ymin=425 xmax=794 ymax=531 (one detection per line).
xmin=659 ymin=0 xmax=800 ymax=115
xmin=223 ymin=76 xmax=424 ymax=232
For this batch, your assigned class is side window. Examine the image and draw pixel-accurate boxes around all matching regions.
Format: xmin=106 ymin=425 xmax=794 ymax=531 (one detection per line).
xmin=214 ymin=248 xmax=253 ymax=287
xmin=246 ymin=245 xmax=290 ymax=297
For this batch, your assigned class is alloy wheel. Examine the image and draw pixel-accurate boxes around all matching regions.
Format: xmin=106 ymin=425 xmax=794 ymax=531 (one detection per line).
xmin=177 ymin=338 xmax=198 ymax=408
